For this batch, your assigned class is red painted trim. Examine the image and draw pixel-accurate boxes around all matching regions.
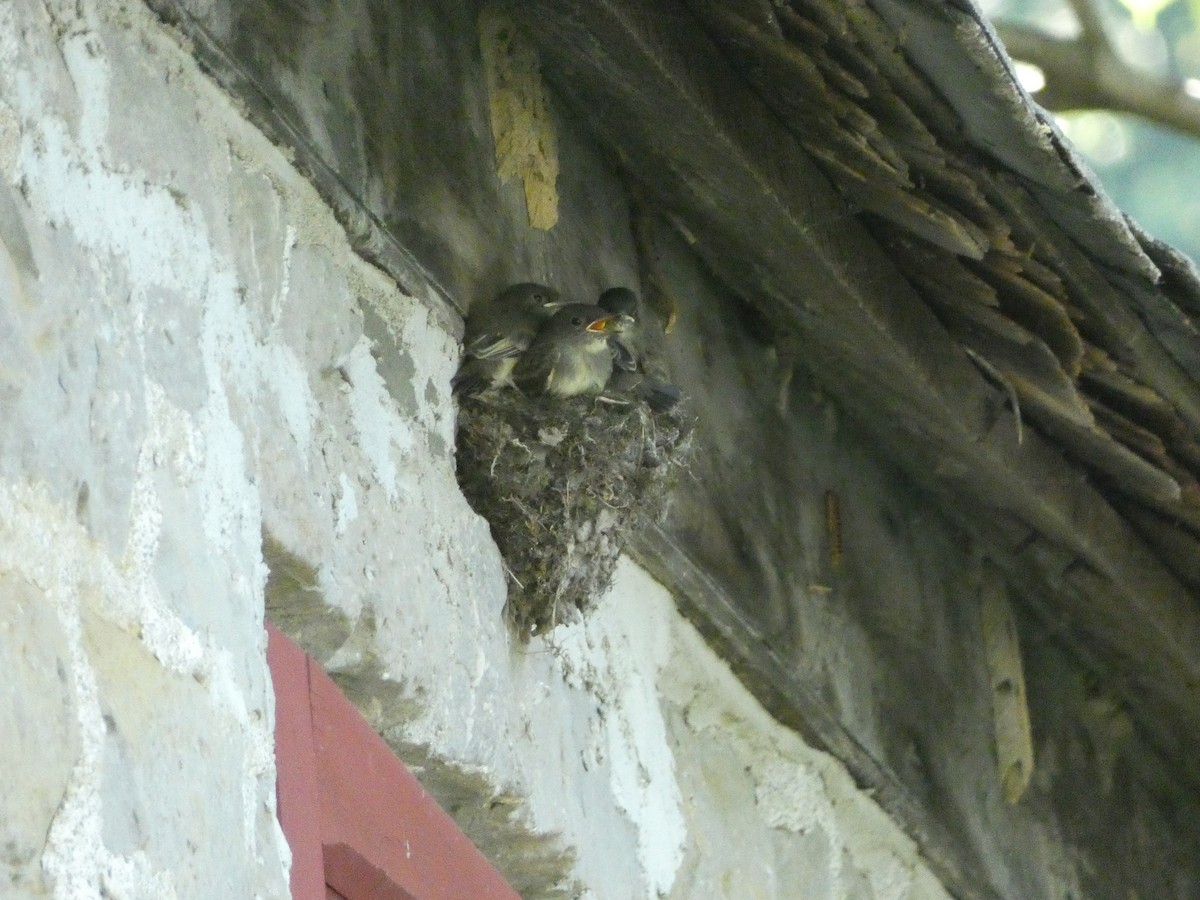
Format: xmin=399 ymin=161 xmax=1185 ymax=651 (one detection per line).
xmin=307 ymin=654 xmax=520 ymax=900
xmin=323 ymin=843 xmax=416 ymax=900
xmin=268 ymin=623 xmax=520 ymax=900
xmin=268 ymin=626 xmax=326 ymax=900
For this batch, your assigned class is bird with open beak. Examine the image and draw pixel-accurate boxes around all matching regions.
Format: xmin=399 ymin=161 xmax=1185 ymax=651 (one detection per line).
xmin=598 ymin=287 xmax=682 ymax=412
xmin=453 ymin=282 xmax=566 ymax=395
xmin=514 ymin=304 xmax=625 ymax=398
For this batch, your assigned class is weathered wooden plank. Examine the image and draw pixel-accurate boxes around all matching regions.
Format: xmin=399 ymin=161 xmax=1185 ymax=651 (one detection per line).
xmin=628 ymin=526 xmax=1006 ymax=900
xmin=513 ymin=0 xmax=1200 ymax=786
xmin=979 ymin=567 xmax=1035 ymax=804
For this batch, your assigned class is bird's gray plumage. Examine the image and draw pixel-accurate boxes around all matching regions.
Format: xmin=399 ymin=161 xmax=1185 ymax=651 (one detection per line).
xmin=597 ymin=287 xmax=641 ymax=373
xmin=513 ymin=304 xmax=621 ymax=398
xmin=597 ymin=287 xmax=681 ymax=412
xmin=453 ymin=282 xmax=565 ymax=395
xmin=604 ymin=368 xmax=682 ymax=413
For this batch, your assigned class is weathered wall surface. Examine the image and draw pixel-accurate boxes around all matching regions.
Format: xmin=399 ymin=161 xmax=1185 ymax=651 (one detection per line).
xmin=0 ymin=1 xmax=973 ymax=898
xmin=0 ymin=1 xmax=294 ymax=896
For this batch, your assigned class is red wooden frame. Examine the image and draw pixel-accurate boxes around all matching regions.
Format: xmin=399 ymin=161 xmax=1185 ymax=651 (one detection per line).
xmin=268 ymin=624 xmax=520 ymax=900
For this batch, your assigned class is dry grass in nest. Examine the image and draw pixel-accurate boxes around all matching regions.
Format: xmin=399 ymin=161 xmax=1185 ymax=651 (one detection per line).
xmin=455 ymin=391 xmax=692 ymax=637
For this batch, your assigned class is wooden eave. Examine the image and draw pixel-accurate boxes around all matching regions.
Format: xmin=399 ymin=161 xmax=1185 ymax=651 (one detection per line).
xmin=511 ymin=0 xmax=1200 ymax=811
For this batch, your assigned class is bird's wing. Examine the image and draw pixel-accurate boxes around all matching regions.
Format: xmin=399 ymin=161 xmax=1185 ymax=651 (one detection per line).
xmin=463 ymin=305 xmax=536 ymax=360
xmin=513 ymin=343 xmax=560 ymax=393
xmin=638 ymin=376 xmax=681 ymax=412
xmin=465 ymin=331 xmax=526 ymax=360
xmin=610 ymin=337 xmax=638 ymax=372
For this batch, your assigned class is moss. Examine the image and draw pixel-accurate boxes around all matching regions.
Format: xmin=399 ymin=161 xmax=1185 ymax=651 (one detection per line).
xmin=455 ymin=391 xmax=692 ymax=636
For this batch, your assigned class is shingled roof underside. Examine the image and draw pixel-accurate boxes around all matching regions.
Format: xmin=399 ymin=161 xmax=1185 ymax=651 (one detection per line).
xmin=517 ymin=0 xmax=1200 ymax=789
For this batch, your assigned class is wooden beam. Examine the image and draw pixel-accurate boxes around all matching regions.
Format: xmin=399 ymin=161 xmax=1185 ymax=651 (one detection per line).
xmin=513 ymin=0 xmax=1200 ymax=792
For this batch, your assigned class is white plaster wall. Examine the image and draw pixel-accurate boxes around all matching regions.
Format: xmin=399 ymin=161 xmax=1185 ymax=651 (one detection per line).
xmin=536 ymin=561 xmax=955 ymax=900
xmin=0 ymin=1 xmax=954 ymax=897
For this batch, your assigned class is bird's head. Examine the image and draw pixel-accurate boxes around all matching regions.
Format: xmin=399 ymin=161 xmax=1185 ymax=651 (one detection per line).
xmin=541 ymin=304 xmax=621 ymax=341
xmin=598 ymin=286 xmax=639 ymax=320
xmin=499 ymin=282 xmax=567 ymax=314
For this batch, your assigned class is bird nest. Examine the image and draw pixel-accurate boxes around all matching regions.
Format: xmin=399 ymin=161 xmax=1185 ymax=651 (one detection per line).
xmin=455 ymin=392 xmax=692 ymax=637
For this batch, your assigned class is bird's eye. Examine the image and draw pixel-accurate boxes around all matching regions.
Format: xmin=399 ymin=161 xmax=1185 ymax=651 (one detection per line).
xmin=532 ymin=293 xmax=546 ymax=302
xmin=571 ymin=316 xmax=584 ymax=326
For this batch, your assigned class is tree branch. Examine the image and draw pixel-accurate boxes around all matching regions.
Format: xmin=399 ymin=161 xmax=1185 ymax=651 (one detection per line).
xmin=995 ymin=20 xmax=1200 ymax=140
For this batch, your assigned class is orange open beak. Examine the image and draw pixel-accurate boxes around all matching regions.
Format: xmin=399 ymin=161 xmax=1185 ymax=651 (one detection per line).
xmin=586 ymin=314 xmax=617 ymax=334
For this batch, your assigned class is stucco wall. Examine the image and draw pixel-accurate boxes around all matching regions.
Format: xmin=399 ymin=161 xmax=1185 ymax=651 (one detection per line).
xmin=0 ymin=2 xmax=968 ymax=898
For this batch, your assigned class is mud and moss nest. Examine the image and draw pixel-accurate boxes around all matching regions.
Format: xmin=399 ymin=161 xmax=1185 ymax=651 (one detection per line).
xmin=455 ymin=391 xmax=692 ymax=637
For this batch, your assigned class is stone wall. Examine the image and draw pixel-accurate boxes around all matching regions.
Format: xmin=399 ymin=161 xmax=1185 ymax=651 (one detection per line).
xmin=0 ymin=1 xmax=969 ymax=897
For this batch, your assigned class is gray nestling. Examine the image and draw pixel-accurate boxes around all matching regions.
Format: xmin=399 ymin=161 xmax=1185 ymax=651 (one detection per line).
xmin=598 ymin=287 xmax=681 ymax=412
xmin=513 ymin=304 xmax=623 ymax=398
xmin=453 ymin=282 xmax=565 ymax=395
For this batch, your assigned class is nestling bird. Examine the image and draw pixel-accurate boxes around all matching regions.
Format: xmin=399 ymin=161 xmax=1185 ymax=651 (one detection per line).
xmin=598 ymin=287 xmax=681 ymax=412
xmin=597 ymin=287 xmax=642 ymax=374
xmin=513 ymin=304 xmax=624 ymax=398
xmin=453 ymin=282 xmax=566 ymax=395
